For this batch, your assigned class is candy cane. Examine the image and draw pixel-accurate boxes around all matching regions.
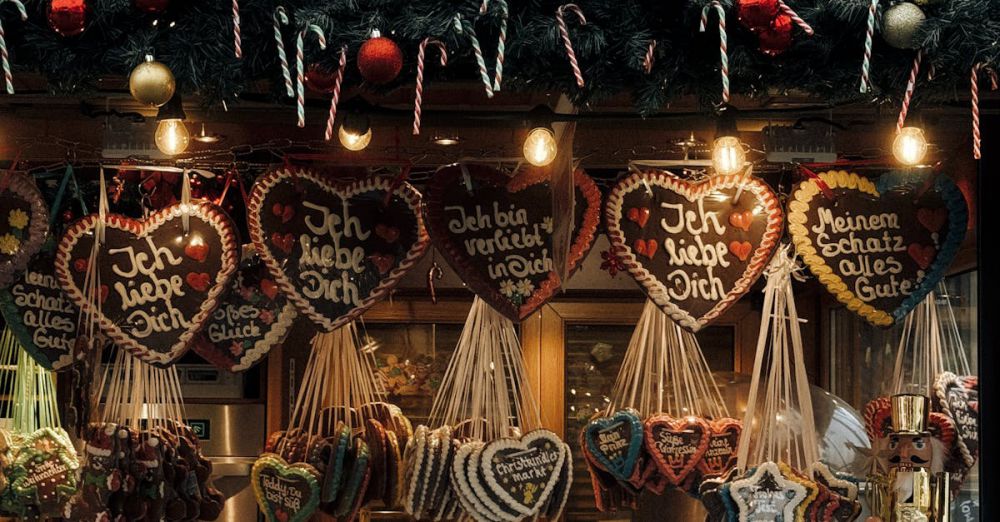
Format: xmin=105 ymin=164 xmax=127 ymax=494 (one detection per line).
xmin=699 ymin=1 xmax=729 ymax=104
xmin=453 ymin=15 xmax=493 ymax=98
xmin=413 ymin=38 xmax=448 ymax=135
xmin=232 ymin=0 xmax=242 ymax=58
xmin=324 ymin=46 xmax=348 ymax=141
xmin=556 ymin=4 xmax=587 ymax=88
xmin=492 ymin=0 xmax=508 ymax=91
xmin=274 ymin=7 xmax=294 ymax=97
xmin=777 ymin=0 xmax=813 ymax=35
xmin=643 ymin=40 xmax=656 ymax=74
xmin=296 ymin=24 xmax=327 ymax=128
xmin=0 ymin=0 xmax=27 ymax=95
xmin=860 ymin=0 xmax=878 ymax=93
xmin=895 ymin=50 xmax=921 ymax=133
xmin=972 ymin=64 xmax=981 ymax=159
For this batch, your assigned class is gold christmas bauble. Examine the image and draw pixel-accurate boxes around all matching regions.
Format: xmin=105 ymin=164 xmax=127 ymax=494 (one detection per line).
xmin=129 ymin=57 xmax=176 ymax=107
xmin=881 ymin=2 xmax=926 ymax=49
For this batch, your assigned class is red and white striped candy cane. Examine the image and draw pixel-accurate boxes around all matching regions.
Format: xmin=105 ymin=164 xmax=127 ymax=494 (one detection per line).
xmin=895 ymin=50 xmax=922 ymax=133
xmin=491 ymin=0 xmax=508 ymax=91
xmin=860 ymin=0 xmax=878 ymax=93
xmin=296 ymin=24 xmax=327 ymax=128
xmin=0 ymin=0 xmax=27 ymax=95
xmin=274 ymin=7 xmax=293 ymax=97
xmin=972 ymin=64 xmax=981 ymax=159
xmin=777 ymin=0 xmax=813 ymax=35
xmin=643 ymin=40 xmax=656 ymax=74
xmin=556 ymin=4 xmax=587 ymax=88
xmin=232 ymin=0 xmax=242 ymax=58
xmin=699 ymin=1 xmax=729 ymax=104
xmin=323 ymin=46 xmax=348 ymax=142
xmin=453 ymin=15 xmax=494 ymax=98
xmin=413 ymin=38 xmax=448 ymax=135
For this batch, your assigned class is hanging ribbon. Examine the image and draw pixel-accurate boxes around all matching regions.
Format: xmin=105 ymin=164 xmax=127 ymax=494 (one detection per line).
xmin=323 ymin=45 xmax=348 ymax=141
xmin=232 ymin=0 xmax=242 ymax=58
xmin=555 ymin=3 xmax=587 ymax=88
xmin=777 ymin=0 xmax=813 ymax=34
xmin=895 ymin=49 xmax=922 ymax=133
xmin=860 ymin=0 xmax=878 ymax=93
xmin=0 ymin=0 xmax=27 ymax=95
xmin=453 ymin=15 xmax=493 ymax=98
xmin=643 ymin=40 xmax=656 ymax=74
xmin=413 ymin=38 xmax=448 ymax=135
xmin=699 ymin=1 xmax=729 ymax=104
xmin=491 ymin=0 xmax=508 ymax=91
xmin=273 ymin=7 xmax=294 ymax=97
xmin=296 ymin=23 xmax=327 ymax=128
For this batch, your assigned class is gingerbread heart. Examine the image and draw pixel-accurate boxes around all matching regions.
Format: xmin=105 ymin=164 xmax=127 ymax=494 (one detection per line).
xmin=643 ymin=414 xmax=710 ymax=485
xmin=698 ymin=418 xmax=742 ymax=477
xmin=191 ymin=246 xmax=297 ymax=372
xmin=247 ymin=169 xmax=428 ymax=332
xmin=934 ymin=372 xmax=979 ymax=467
xmin=476 ymin=429 xmax=568 ymax=517
xmin=583 ymin=409 xmax=644 ymax=482
xmin=788 ymin=170 xmax=967 ymax=327
xmin=0 ymin=173 xmax=49 ymax=289
xmin=252 ymin=453 xmax=322 ymax=522
xmin=606 ymin=170 xmax=783 ymax=332
xmin=54 ymin=202 xmax=239 ymax=366
xmin=425 ymin=164 xmax=601 ymax=322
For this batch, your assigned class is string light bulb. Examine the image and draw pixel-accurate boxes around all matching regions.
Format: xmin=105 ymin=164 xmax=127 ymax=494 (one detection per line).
xmin=339 ymin=112 xmax=372 ymax=151
xmin=711 ymin=106 xmax=745 ymax=176
xmin=893 ymin=126 xmax=928 ymax=166
xmin=523 ymin=127 xmax=557 ymax=167
xmin=154 ymin=93 xmax=190 ymax=156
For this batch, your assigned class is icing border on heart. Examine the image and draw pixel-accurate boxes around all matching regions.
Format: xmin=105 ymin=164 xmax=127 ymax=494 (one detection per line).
xmin=251 ymin=453 xmax=322 ymax=522
xmin=0 ymin=173 xmax=50 ymax=289
xmin=54 ymin=202 xmax=238 ymax=366
xmin=247 ymin=169 xmax=429 ymax=332
xmin=934 ymin=371 xmax=978 ymax=467
xmin=478 ymin=429 xmax=568 ymax=518
xmin=425 ymin=164 xmax=601 ymax=322
xmin=605 ymin=170 xmax=783 ymax=332
xmin=583 ymin=409 xmax=643 ymax=482
xmin=788 ymin=170 xmax=967 ymax=327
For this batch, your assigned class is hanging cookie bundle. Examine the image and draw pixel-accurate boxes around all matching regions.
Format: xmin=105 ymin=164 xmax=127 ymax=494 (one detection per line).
xmin=700 ymin=248 xmax=862 ymax=522
xmin=254 ymin=322 xmax=412 ymax=522
xmin=401 ymin=297 xmax=572 ymax=522
xmin=65 ymin=347 xmax=224 ymax=521
xmin=863 ymin=285 xmax=977 ymax=516
xmin=0 ymin=328 xmax=80 ymax=519
xmin=580 ymin=300 xmax=740 ymax=511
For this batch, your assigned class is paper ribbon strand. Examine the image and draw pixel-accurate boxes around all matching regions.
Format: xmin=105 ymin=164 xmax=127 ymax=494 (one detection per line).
xmin=555 ymin=3 xmax=587 ymax=88
xmin=699 ymin=1 xmax=729 ymax=104
xmin=0 ymin=329 xmax=64 ymax=433
xmin=296 ymin=23 xmax=327 ymax=128
xmin=273 ymin=7 xmax=294 ymax=98
xmin=889 ymin=286 xmax=972 ymax=397
xmin=0 ymin=0 xmax=27 ymax=95
xmin=323 ymin=45 xmax=348 ymax=141
xmin=413 ymin=38 xmax=448 ymax=135
xmin=860 ymin=0 xmax=878 ymax=92
xmin=453 ymin=15 xmax=494 ymax=98
xmin=737 ymin=246 xmax=819 ymax=471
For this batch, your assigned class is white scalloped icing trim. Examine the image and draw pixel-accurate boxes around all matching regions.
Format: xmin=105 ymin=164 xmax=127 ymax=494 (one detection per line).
xmin=403 ymin=425 xmax=429 ymax=516
xmin=478 ymin=429 xmax=567 ymax=519
xmin=730 ymin=461 xmax=807 ymax=522
xmin=451 ymin=441 xmax=494 ymax=522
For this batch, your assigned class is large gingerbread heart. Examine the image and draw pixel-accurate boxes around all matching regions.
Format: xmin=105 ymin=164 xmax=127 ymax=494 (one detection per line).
xmin=476 ymin=429 xmax=568 ymax=518
xmin=583 ymin=409 xmax=644 ymax=482
xmin=698 ymin=417 xmax=742 ymax=477
xmin=788 ymin=170 xmax=967 ymax=327
xmin=252 ymin=453 xmax=322 ymax=522
xmin=191 ymin=245 xmax=297 ymax=372
xmin=0 ymin=244 xmax=79 ymax=371
xmin=643 ymin=414 xmax=711 ymax=485
xmin=0 ymin=173 xmax=49 ymax=289
xmin=934 ymin=372 xmax=978 ymax=467
xmin=606 ymin=170 xmax=783 ymax=331
xmin=247 ymin=169 xmax=428 ymax=331
xmin=54 ymin=202 xmax=239 ymax=366
xmin=425 ymin=164 xmax=601 ymax=322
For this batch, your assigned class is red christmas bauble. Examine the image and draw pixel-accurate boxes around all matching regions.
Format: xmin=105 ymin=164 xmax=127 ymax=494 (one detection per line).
xmin=758 ymin=14 xmax=793 ymax=56
xmin=737 ymin=0 xmax=779 ymax=32
xmin=48 ymin=0 xmax=87 ymax=37
xmin=357 ymin=36 xmax=403 ymax=85
xmin=134 ymin=0 xmax=169 ymax=13
xmin=304 ymin=64 xmax=339 ymax=93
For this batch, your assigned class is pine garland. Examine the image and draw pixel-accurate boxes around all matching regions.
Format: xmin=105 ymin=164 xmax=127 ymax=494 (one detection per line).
xmin=4 ymin=0 xmax=998 ymax=114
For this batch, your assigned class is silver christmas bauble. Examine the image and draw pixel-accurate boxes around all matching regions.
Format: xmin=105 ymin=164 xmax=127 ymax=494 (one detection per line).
xmin=882 ymin=2 xmax=926 ymax=49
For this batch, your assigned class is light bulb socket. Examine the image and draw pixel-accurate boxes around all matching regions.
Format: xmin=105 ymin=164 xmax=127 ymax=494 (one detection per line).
xmin=715 ymin=105 xmax=739 ymax=139
xmin=342 ymin=111 xmax=371 ymax=136
xmin=156 ymin=93 xmax=186 ymax=121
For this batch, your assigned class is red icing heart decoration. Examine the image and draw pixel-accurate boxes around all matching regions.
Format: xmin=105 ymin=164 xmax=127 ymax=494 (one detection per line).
xmin=643 ymin=415 xmax=710 ymax=486
xmin=424 ymin=165 xmax=601 ymax=322
xmin=375 ymin=224 xmax=400 ymax=243
xmin=728 ymin=241 xmax=752 ymax=262
xmin=606 ymin=170 xmax=783 ymax=332
xmin=697 ymin=418 xmax=742 ymax=477
xmin=918 ymin=207 xmax=948 ymax=233
xmin=272 ymin=203 xmax=295 ymax=223
xmin=186 ymin=272 xmax=211 ymax=292
xmin=729 ymin=210 xmax=753 ymax=232
xmin=627 ymin=207 xmax=650 ymax=228
xmin=261 ymin=279 xmax=279 ymax=300
xmin=248 ymin=169 xmax=428 ymax=332
xmin=73 ymin=258 xmax=88 ymax=273
xmin=184 ymin=243 xmax=209 ymax=263
xmin=99 ymin=284 xmax=109 ymax=304
xmin=907 ymin=243 xmax=936 ymax=270
xmin=54 ymin=202 xmax=239 ymax=366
